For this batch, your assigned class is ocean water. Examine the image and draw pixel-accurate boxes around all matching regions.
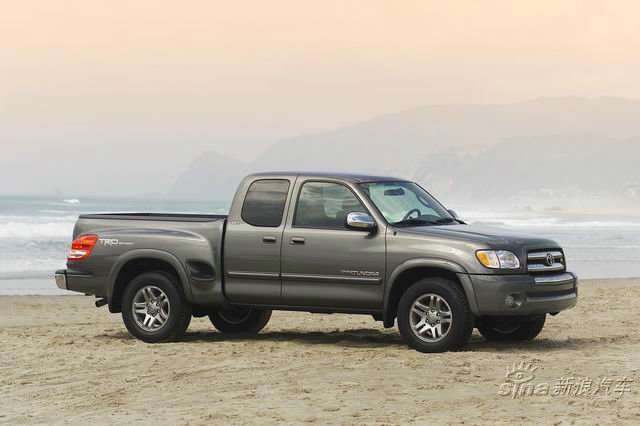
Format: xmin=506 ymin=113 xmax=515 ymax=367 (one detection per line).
xmin=0 ymin=196 xmax=638 ymax=294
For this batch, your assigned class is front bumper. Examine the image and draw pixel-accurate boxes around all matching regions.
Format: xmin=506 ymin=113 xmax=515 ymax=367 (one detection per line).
xmin=462 ymin=271 xmax=578 ymax=316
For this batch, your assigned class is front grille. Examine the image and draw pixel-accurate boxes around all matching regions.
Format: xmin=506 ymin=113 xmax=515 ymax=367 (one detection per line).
xmin=527 ymin=250 xmax=565 ymax=273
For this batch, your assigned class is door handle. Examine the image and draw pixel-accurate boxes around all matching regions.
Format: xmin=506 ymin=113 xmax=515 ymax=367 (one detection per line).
xmin=262 ymin=236 xmax=277 ymax=244
xmin=290 ymin=237 xmax=305 ymax=245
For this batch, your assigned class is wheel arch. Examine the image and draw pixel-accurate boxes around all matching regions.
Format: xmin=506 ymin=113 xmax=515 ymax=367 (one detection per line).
xmin=383 ymin=258 xmax=478 ymax=327
xmin=107 ymin=249 xmax=192 ymax=313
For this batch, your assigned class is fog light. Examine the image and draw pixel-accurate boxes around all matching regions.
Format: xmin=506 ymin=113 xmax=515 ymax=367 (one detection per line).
xmin=504 ymin=293 xmax=522 ymax=308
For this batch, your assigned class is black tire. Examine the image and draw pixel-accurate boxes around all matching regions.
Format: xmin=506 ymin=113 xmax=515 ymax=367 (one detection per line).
xmin=121 ymin=271 xmax=192 ymax=343
xmin=478 ymin=315 xmax=546 ymax=341
xmin=397 ymin=277 xmax=474 ymax=353
xmin=209 ymin=306 xmax=272 ymax=334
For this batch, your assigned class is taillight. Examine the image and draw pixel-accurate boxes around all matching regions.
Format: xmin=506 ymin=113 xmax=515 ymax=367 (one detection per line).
xmin=68 ymin=234 xmax=99 ymax=261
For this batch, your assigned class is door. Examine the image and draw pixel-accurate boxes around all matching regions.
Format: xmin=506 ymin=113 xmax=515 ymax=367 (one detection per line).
xmin=281 ymin=180 xmax=386 ymax=310
xmin=224 ymin=178 xmax=292 ymax=304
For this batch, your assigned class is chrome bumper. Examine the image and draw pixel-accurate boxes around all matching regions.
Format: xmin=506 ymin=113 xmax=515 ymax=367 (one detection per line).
xmin=54 ymin=269 xmax=67 ymax=290
xmin=533 ymin=272 xmax=575 ymax=286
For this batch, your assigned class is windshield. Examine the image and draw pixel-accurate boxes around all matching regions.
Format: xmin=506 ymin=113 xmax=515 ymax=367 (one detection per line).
xmin=358 ymin=181 xmax=455 ymax=226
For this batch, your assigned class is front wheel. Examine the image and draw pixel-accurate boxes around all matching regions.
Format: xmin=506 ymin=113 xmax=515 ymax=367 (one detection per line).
xmin=209 ymin=306 xmax=272 ymax=334
xmin=397 ymin=278 xmax=474 ymax=353
xmin=121 ymin=271 xmax=192 ymax=343
xmin=478 ymin=315 xmax=546 ymax=341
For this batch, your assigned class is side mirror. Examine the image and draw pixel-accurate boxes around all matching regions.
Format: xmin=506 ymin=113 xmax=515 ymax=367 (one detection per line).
xmin=346 ymin=212 xmax=376 ymax=232
xmin=447 ymin=209 xmax=460 ymax=220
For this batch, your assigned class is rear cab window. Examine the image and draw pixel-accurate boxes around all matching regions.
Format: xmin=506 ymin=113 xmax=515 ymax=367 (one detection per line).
xmin=241 ymin=179 xmax=290 ymax=227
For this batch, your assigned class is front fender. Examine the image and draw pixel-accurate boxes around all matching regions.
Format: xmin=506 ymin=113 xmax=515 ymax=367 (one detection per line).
xmin=383 ymin=258 xmax=479 ymax=326
xmin=107 ymin=249 xmax=193 ymax=311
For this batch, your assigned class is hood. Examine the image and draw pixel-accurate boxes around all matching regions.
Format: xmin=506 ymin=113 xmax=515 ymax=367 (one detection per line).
xmin=397 ymin=223 xmax=560 ymax=249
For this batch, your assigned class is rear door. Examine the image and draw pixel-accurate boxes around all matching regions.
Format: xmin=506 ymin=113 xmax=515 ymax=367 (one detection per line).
xmin=281 ymin=178 xmax=386 ymax=310
xmin=223 ymin=176 xmax=294 ymax=304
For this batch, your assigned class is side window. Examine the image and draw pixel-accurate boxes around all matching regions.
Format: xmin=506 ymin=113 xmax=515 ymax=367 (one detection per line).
xmin=294 ymin=182 xmax=366 ymax=229
xmin=241 ymin=179 xmax=290 ymax=227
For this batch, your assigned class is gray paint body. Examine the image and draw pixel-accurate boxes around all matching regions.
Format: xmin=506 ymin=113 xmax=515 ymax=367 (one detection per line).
xmin=63 ymin=172 xmax=577 ymax=323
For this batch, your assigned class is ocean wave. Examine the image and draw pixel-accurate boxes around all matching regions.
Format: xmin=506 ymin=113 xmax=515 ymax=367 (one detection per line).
xmin=0 ymin=214 xmax=78 ymax=222
xmin=0 ymin=257 xmax=67 ymax=279
xmin=0 ymin=221 xmax=75 ymax=239
xmin=468 ymin=218 xmax=640 ymax=229
xmin=0 ymin=270 xmax=60 ymax=280
xmin=37 ymin=210 xmax=80 ymax=215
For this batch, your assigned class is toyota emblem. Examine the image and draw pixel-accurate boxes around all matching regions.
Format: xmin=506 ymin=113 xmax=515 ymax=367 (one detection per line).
xmin=545 ymin=253 xmax=555 ymax=267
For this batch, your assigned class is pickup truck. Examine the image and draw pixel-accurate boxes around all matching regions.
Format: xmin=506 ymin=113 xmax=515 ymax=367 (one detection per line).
xmin=55 ymin=172 xmax=578 ymax=352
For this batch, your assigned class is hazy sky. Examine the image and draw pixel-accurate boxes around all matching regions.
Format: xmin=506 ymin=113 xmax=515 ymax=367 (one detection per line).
xmin=2 ymin=1 xmax=640 ymax=195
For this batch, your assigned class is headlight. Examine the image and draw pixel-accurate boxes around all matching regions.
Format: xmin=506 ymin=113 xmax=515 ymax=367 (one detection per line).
xmin=476 ymin=250 xmax=521 ymax=269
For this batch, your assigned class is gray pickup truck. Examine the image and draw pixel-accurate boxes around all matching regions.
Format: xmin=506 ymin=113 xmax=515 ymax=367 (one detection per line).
xmin=55 ymin=172 xmax=577 ymax=352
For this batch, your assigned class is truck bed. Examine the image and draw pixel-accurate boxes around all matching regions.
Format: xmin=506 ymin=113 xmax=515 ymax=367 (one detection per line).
xmin=67 ymin=212 xmax=228 ymax=306
xmin=79 ymin=213 xmax=228 ymax=222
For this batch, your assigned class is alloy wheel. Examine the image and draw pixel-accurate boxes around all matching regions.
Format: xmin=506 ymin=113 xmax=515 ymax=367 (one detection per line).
xmin=132 ymin=285 xmax=170 ymax=332
xmin=409 ymin=293 xmax=453 ymax=343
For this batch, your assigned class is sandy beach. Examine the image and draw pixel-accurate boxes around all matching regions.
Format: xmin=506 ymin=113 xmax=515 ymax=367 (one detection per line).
xmin=1 ymin=278 xmax=639 ymax=424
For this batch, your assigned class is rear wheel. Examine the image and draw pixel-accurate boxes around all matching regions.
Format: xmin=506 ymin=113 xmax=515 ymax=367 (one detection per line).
xmin=478 ymin=315 xmax=546 ymax=341
xmin=121 ymin=271 xmax=192 ymax=343
xmin=209 ymin=306 xmax=272 ymax=334
xmin=397 ymin=278 xmax=473 ymax=353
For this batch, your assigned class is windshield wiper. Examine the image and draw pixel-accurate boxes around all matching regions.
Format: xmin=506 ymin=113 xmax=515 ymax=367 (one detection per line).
xmin=392 ymin=217 xmax=465 ymax=227
xmin=391 ymin=218 xmax=440 ymax=227
xmin=437 ymin=217 xmax=466 ymax=225
xmin=436 ymin=217 xmax=455 ymax=223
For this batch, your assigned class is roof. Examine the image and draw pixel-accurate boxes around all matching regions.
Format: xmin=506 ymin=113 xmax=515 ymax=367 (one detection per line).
xmin=246 ymin=171 xmax=408 ymax=183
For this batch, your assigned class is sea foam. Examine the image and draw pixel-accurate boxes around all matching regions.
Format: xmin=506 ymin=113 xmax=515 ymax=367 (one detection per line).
xmin=0 ymin=221 xmax=76 ymax=239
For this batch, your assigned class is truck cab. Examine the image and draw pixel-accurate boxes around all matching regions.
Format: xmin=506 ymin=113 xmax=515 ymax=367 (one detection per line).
xmin=224 ymin=173 xmax=387 ymax=311
xmin=55 ymin=172 xmax=578 ymax=352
